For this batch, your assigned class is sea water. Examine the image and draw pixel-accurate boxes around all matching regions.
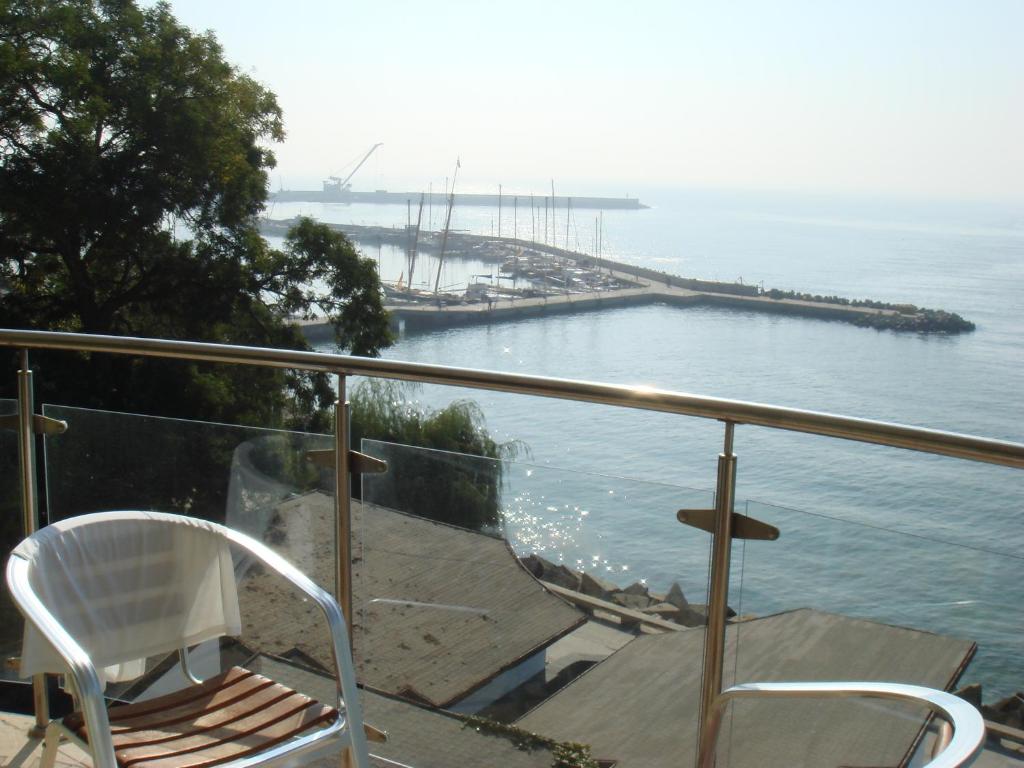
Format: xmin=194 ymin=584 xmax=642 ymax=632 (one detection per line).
xmin=276 ymin=187 xmax=1024 ymax=698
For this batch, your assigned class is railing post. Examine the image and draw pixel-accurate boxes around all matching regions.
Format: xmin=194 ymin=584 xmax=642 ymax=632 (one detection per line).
xmin=698 ymin=421 xmax=737 ymax=761
xmin=333 ymin=373 xmax=356 ymax=768
xmin=333 ymin=373 xmax=354 ymax=643
xmin=16 ymin=350 xmax=49 ymax=734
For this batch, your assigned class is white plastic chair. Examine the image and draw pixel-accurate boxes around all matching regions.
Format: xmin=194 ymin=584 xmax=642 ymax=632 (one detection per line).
xmin=6 ymin=511 xmax=370 ymax=768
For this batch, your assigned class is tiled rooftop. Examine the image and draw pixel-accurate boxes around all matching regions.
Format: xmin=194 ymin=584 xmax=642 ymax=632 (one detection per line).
xmin=519 ymin=608 xmax=978 ymax=768
xmin=236 ymin=493 xmax=585 ymax=708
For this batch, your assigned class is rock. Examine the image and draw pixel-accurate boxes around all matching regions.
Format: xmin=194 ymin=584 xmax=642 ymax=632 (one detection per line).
xmin=521 ymin=554 xmax=582 ymax=590
xmin=638 ymin=601 xmax=709 ymax=627
xmin=548 ymin=564 xmax=583 ymax=591
xmin=520 ymin=557 xmax=585 ymax=593
xmin=665 ymin=582 xmax=689 ymax=610
xmin=580 ymin=571 xmax=619 ymax=600
xmin=642 ymin=602 xmax=680 ymax=616
xmin=981 ymin=691 xmax=1024 ymax=729
xmin=673 ymin=607 xmax=708 ymax=628
xmin=520 ymin=554 xmax=546 ymax=578
xmin=991 ymin=692 xmax=1024 ymax=715
xmin=640 ymin=599 xmax=713 ymax=628
xmin=535 ymin=555 xmax=559 ymax=579
xmin=612 ymin=592 xmax=652 ymax=611
xmin=685 ymin=603 xmax=737 ymax=622
xmin=954 ymin=683 xmax=982 ymax=707
xmin=622 ymin=581 xmax=650 ymax=597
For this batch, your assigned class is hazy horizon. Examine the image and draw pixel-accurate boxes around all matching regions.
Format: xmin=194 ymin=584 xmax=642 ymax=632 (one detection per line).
xmin=152 ymin=1 xmax=1023 ymax=205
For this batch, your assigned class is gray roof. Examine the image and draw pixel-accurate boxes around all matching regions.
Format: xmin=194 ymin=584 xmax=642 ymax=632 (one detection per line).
xmin=237 ymin=493 xmax=584 ymax=708
xmin=362 ymin=690 xmax=556 ymax=768
xmin=517 ymin=608 xmax=976 ymax=768
xmin=247 ymin=654 xmax=556 ymax=768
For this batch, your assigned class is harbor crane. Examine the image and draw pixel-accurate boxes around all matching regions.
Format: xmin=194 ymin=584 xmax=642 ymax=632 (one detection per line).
xmin=323 ymin=142 xmax=383 ymax=193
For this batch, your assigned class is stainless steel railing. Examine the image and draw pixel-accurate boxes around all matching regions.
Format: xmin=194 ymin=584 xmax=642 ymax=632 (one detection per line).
xmin=2 ymin=329 xmax=1022 ymax=467
xmin=3 ymin=327 xmax=1022 ymax=757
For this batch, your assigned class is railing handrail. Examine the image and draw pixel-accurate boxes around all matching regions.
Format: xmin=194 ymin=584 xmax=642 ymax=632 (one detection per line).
xmin=2 ymin=327 xmax=1023 ymax=469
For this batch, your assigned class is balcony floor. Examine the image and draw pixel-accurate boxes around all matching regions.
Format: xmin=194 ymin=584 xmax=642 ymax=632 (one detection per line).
xmin=0 ymin=714 xmax=87 ymax=768
xmin=2 ymin=710 xmax=1022 ymax=768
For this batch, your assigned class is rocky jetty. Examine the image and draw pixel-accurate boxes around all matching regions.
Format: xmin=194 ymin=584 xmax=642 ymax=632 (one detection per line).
xmin=520 ymin=553 xmax=736 ymax=630
xmin=853 ymin=307 xmax=975 ymax=333
xmin=981 ymin=690 xmax=1024 ymax=730
xmin=763 ymin=289 xmax=975 ymax=333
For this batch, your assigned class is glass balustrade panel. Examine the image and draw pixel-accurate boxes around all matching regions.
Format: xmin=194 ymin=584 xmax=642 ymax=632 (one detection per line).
xmin=359 ymin=438 xmax=715 ymax=768
xmin=721 ymin=491 xmax=1022 ymax=767
xmin=40 ymin=404 xmax=342 ymax=703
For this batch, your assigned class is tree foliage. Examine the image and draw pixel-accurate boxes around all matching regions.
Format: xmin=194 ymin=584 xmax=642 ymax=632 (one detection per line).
xmin=0 ymin=0 xmax=391 ymax=428
xmin=0 ymin=1 xmax=517 ymax=550
xmin=351 ymin=380 xmax=521 ymax=533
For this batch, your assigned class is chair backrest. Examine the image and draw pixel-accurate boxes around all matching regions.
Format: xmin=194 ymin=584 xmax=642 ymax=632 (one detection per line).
xmin=13 ymin=511 xmax=241 ymax=683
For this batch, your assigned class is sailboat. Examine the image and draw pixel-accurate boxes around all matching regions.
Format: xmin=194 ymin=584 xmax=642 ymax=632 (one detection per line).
xmin=433 ymin=158 xmax=460 ymax=296
xmin=382 ymin=163 xmax=461 ymax=306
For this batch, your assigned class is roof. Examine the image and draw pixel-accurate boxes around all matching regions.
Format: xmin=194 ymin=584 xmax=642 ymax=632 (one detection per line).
xmin=237 ymin=492 xmax=584 ymax=708
xmin=247 ymin=654 xmax=555 ymax=768
xmin=517 ymin=608 xmax=976 ymax=768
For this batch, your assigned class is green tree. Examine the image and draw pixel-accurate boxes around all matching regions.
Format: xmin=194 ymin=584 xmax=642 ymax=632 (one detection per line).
xmin=0 ymin=1 xmax=517 ymax=545
xmin=0 ymin=0 xmax=391 ymax=428
xmin=351 ymin=380 xmax=522 ymax=532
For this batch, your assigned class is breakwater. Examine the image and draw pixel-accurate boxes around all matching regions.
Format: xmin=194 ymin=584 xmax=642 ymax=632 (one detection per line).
xmin=379 ymin=284 xmax=907 ymax=334
xmin=298 ymin=278 xmax=932 ymax=341
xmin=269 ymin=189 xmax=647 ymax=210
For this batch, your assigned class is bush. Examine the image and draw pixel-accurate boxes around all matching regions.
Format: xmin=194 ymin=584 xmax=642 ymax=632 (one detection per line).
xmin=350 ymin=380 xmax=522 ymax=533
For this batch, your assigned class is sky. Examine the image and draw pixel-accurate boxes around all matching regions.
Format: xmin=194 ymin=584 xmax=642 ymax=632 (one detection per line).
xmin=154 ymin=0 xmax=1023 ymax=202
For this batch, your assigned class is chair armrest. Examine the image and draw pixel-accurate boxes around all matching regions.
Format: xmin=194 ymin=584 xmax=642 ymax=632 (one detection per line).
xmin=698 ymin=681 xmax=985 ymax=768
xmin=6 ymin=555 xmax=118 ymax=768
xmin=219 ymin=526 xmax=370 ymax=766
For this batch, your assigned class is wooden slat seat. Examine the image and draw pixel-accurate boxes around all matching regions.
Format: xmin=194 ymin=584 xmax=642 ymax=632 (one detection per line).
xmin=65 ymin=667 xmax=338 ymax=768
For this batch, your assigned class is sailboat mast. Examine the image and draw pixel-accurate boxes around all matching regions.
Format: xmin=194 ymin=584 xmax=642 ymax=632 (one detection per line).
xmin=531 ymin=194 xmax=536 ymax=243
xmin=410 ymin=193 xmax=425 ymax=287
xmin=550 ymin=180 xmax=556 ymax=248
xmin=566 ymin=197 xmax=571 ymax=249
xmin=434 ymin=159 xmax=460 ymax=294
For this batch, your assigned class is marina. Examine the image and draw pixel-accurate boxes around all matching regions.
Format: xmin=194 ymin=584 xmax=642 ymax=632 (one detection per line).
xmin=260 ymin=218 xmax=975 ymax=336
